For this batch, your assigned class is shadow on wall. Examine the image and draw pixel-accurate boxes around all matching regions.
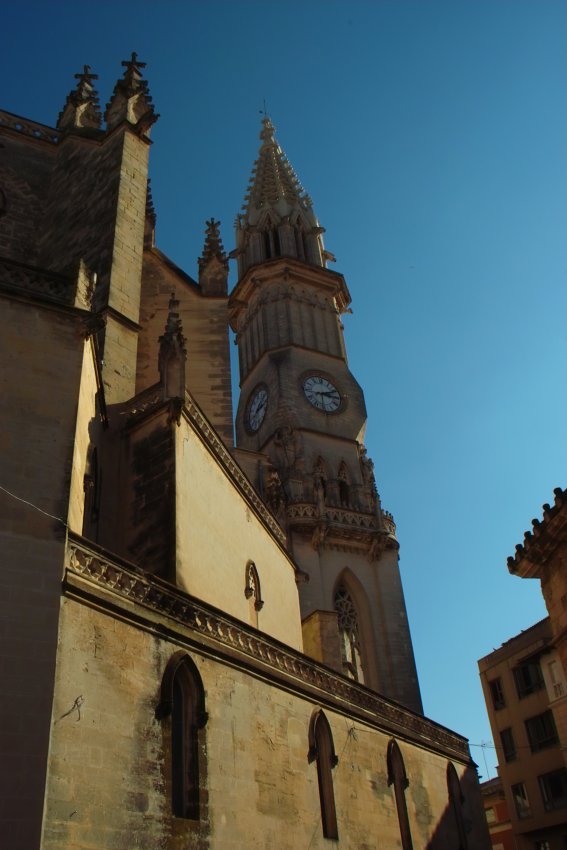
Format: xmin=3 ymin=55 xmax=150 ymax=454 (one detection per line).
xmin=425 ymin=764 xmax=487 ymax=850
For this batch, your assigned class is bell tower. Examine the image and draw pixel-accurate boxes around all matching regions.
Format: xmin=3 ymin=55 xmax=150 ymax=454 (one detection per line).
xmin=229 ymin=119 xmax=422 ymax=713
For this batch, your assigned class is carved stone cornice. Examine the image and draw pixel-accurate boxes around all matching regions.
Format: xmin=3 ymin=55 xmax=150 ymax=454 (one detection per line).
xmin=0 ymin=256 xmax=75 ymax=305
xmin=229 ymin=257 xmax=351 ymax=331
xmin=0 ymin=109 xmax=60 ymax=144
xmin=65 ymin=535 xmax=471 ymax=762
xmin=287 ymin=502 xmax=397 ymax=559
xmin=183 ymin=393 xmax=287 ymax=548
xmin=508 ymin=488 xmax=567 ymax=579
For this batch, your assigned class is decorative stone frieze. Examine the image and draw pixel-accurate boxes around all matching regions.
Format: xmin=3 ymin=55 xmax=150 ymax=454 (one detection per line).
xmin=508 ymin=487 xmax=567 ymax=577
xmin=65 ymin=535 xmax=470 ymax=761
xmin=0 ymin=256 xmax=75 ymax=304
xmin=0 ymin=109 xmax=60 ymax=143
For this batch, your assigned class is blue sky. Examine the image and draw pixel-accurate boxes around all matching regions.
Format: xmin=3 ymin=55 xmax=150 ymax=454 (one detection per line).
xmin=2 ymin=0 xmax=566 ymax=778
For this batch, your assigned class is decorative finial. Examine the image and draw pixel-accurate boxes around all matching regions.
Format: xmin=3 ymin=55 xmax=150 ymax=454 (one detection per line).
xmin=158 ymin=292 xmax=186 ymax=402
xmin=56 ymin=64 xmax=102 ymax=132
xmin=198 ymin=219 xmax=228 ymax=296
xmin=105 ymin=53 xmax=158 ymax=135
xmin=144 ymin=178 xmax=156 ymax=248
xmin=122 ymin=52 xmax=146 ymax=73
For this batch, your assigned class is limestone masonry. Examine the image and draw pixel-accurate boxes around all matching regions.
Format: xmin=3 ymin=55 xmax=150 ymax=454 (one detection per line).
xmin=0 ymin=56 xmax=490 ymax=849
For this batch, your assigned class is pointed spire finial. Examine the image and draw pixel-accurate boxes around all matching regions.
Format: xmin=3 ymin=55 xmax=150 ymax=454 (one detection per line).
xmin=199 ymin=219 xmax=228 ymax=295
xmin=57 ymin=64 xmax=102 ymax=132
xmin=235 ymin=116 xmax=328 ymax=275
xmin=159 ymin=292 xmax=186 ymax=400
xmin=144 ymin=178 xmax=156 ymax=248
xmin=105 ymin=53 xmax=158 ymax=135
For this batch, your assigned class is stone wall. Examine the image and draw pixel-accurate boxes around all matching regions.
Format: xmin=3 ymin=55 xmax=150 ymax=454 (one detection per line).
xmin=42 ymin=589 xmax=490 ymax=850
xmin=0 ymin=297 xmax=85 ymax=850
xmin=0 ymin=123 xmax=54 ymax=264
xmin=137 ymin=249 xmax=234 ymax=447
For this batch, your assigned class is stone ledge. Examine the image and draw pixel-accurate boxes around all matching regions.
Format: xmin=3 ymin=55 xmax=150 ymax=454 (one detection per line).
xmin=65 ymin=534 xmax=471 ymax=763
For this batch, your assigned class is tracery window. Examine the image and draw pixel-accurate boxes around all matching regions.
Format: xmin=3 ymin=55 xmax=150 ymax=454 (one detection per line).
xmin=245 ymin=560 xmax=264 ymax=627
xmin=447 ymin=762 xmax=469 ymax=850
xmin=334 ymin=584 xmax=364 ymax=683
xmin=308 ymin=709 xmax=339 ymax=839
xmin=387 ymin=739 xmax=413 ymax=850
xmin=156 ymin=652 xmax=208 ymax=820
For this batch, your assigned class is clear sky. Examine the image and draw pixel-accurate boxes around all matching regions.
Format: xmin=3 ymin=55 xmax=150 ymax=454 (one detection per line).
xmin=2 ymin=0 xmax=566 ymax=779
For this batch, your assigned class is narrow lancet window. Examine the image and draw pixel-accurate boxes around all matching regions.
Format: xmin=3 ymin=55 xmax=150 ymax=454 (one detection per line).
xmin=334 ymin=585 xmax=364 ymax=683
xmin=387 ymin=739 xmax=414 ymax=850
xmin=308 ymin=710 xmax=339 ymax=839
xmin=156 ymin=652 xmax=207 ymax=820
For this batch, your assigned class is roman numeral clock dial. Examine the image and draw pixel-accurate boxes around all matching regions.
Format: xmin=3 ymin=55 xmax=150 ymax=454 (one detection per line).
xmin=303 ymin=375 xmax=341 ymax=412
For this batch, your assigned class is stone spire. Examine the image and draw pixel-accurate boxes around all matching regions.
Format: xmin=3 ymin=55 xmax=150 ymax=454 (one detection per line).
xmin=241 ymin=117 xmax=314 ymax=225
xmin=105 ymin=52 xmax=158 ymax=135
xmin=198 ymin=218 xmax=228 ymax=295
xmin=57 ymin=65 xmax=102 ymax=132
xmin=159 ymin=293 xmax=186 ymax=400
xmin=235 ymin=116 xmax=330 ymax=277
xmin=144 ymin=178 xmax=156 ymax=248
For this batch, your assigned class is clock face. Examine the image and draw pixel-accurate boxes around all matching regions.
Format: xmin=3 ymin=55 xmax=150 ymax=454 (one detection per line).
xmin=303 ymin=375 xmax=341 ymax=412
xmin=246 ymin=385 xmax=268 ymax=432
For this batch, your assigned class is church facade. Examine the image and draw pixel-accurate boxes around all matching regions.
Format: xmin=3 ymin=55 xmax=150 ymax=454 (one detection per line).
xmin=0 ymin=57 xmax=490 ymax=849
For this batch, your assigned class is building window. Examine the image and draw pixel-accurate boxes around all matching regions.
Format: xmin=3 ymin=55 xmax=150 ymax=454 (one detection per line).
xmin=244 ymin=560 xmax=264 ymax=628
xmin=447 ymin=762 xmax=469 ymax=850
xmin=308 ymin=710 xmax=339 ymax=840
xmin=387 ymin=739 xmax=413 ymax=850
xmin=485 ymin=806 xmax=495 ymax=824
xmin=489 ymin=677 xmax=506 ymax=710
xmin=155 ymin=652 xmax=208 ymax=820
xmin=548 ymin=660 xmax=565 ymax=699
xmin=538 ymin=769 xmax=567 ymax=812
xmin=334 ymin=585 xmax=364 ymax=683
xmin=525 ymin=710 xmax=559 ymax=753
xmin=500 ymin=727 xmax=516 ymax=763
xmin=513 ymin=659 xmax=544 ymax=699
xmin=511 ymin=782 xmax=531 ymax=819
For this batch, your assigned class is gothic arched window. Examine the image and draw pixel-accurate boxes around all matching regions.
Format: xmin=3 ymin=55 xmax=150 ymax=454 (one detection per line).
xmin=447 ymin=762 xmax=469 ymax=850
xmin=244 ymin=560 xmax=264 ymax=627
xmin=334 ymin=584 xmax=364 ymax=683
xmin=155 ymin=652 xmax=208 ymax=820
xmin=387 ymin=739 xmax=414 ymax=850
xmin=308 ymin=709 xmax=339 ymax=839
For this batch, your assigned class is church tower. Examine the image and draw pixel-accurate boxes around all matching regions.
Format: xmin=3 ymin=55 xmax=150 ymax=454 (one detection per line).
xmin=230 ymin=119 xmax=422 ymax=713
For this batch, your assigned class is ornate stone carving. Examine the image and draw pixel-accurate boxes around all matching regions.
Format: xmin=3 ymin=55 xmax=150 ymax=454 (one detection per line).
xmin=0 ymin=109 xmax=60 ymax=144
xmin=0 ymin=256 xmax=75 ymax=305
xmin=65 ymin=535 xmax=470 ymax=761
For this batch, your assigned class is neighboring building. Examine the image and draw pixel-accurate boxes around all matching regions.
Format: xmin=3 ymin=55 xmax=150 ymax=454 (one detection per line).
xmin=0 ymin=57 xmax=490 ymax=849
xmin=508 ymin=488 xmax=567 ymax=759
xmin=479 ymin=618 xmax=567 ymax=850
xmin=480 ymin=776 xmax=516 ymax=850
